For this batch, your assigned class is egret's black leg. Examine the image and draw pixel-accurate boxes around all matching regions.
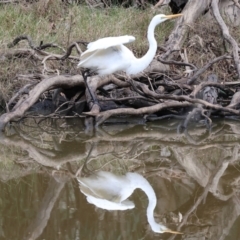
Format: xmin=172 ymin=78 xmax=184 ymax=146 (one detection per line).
xmin=82 ymin=70 xmax=98 ymax=104
xmin=82 ymin=70 xmax=96 ymax=102
xmin=75 ymin=143 xmax=95 ymax=177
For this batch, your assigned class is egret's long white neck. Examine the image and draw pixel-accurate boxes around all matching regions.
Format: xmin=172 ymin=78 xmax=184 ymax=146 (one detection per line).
xmin=145 ymin=18 xmax=159 ymax=65
xmin=130 ymin=18 xmax=160 ymax=74
xmin=127 ymin=173 xmax=160 ymax=231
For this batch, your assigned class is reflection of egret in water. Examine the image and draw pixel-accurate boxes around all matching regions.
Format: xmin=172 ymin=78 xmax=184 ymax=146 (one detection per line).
xmin=77 ymin=171 xmax=181 ymax=234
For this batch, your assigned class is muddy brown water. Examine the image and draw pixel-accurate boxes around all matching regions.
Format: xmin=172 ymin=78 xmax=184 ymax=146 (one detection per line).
xmin=0 ymin=118 xmax=240 ymax=240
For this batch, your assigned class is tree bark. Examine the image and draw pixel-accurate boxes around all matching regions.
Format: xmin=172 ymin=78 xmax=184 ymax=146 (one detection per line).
xmin=162 ymin=0 xmax=211 ymax=59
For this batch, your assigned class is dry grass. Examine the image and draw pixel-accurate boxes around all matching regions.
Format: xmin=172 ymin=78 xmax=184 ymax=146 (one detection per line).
xmin=0 ymin=2 xmax=173 ymax=54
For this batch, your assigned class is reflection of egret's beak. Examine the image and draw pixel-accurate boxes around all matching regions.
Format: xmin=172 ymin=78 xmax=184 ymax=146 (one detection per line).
xmin=163 ymin=14 xmax=183 ymax=19
xmin=163 ymin=228 xmax=183 ymax=234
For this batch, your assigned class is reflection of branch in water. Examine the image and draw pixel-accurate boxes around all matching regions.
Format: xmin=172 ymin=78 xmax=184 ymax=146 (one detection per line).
xmin=167 ymin=149 xmax=239 ymax=240
xmin=183 ymin=128 xmax=212 ymax=145
xmin=8 ymin=120 xmax=240 ymax=154
xmin=15 ymin=118 xmax=86 ymax=149
xmin=86 ymin=125 xmax=240 ymax=150
xmin=179 ymin=123 xmax=225 ymax=145
xmin=23 ymin=178 xmax=66 ymax=240
xmin=216 ymin=194 xmax=240 ymax=240
xmin=0 ymin=167 xmax=42 ymax=182
xmin=0 ymin=133 xmax=87 ymax=169
xmin=15 ymin=124 xmax=54 ymax=150
xmin=145 ymin=166 xmax=188 ymax=180
xmin=74 ymin=142 xmax=125 ymax=178
xmin=75 ymin=142 xmax=96 ymax=177
xmin=9 ymin=118 xmax=240 ymax=149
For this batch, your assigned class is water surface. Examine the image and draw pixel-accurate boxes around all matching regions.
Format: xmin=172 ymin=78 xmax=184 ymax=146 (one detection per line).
xmin=0 ymin=119 xmax=240 ymax=240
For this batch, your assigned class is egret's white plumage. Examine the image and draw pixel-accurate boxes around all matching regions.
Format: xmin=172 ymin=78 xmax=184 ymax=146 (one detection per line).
xmin=79 ymin=35 xmax=136 ymax=75
xmin=78 ymin=14 xmax=182 ymax=76
xmin=78 ymin=171 xmax=182 ymax=234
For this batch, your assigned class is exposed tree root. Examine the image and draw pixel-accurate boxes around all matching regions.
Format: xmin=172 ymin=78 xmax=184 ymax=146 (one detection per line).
xmin=0 ymin=75 xmax=85 ymax=130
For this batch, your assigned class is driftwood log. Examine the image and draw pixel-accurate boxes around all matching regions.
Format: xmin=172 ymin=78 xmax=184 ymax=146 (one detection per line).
xmin=1 ymin=0 xmax=240 ymax=131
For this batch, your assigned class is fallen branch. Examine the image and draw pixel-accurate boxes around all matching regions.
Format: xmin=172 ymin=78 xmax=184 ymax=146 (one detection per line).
xmin=0 ymin=75 xmax=85 ymax=130
xmin=158 ymin=57 xmax=198 ymax=71
xmin=91 ymin=101 xmax=193 ymax=126
xmin=190 ymin=81 xmax=225 ymax=98
xmin=8 ymin=35 xmax=65 ymax=52
xmin=187 ymin=54 xmax=232 ymax=85
xmin=7 ymin=83 xmax=37 ymax=112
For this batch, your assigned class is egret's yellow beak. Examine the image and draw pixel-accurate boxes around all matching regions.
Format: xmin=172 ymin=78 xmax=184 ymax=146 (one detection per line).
xmin=163 ymin=228 xmax=183 ymax=234
xmin=163 ymin=13 xmax=183 ymax=19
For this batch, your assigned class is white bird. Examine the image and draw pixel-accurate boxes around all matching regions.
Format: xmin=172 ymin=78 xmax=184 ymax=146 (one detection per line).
xmin=78 ymin=13 xmax=182 ymax=103
xmin=78 ymin=171 xmax=182 ymax=234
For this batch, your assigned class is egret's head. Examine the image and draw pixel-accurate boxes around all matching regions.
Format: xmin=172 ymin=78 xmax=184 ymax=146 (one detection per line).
xmin=153 ymin=13 xmax=183 ymax=24
xmin=152 ymin=224 xmax=183 ymax=234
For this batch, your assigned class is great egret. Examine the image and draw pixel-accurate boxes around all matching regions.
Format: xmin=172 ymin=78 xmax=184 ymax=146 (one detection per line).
xmin=78 ymin=13 xmax=183 ymax=103
xmin=78 ymin=171 xmax=182 ymax=234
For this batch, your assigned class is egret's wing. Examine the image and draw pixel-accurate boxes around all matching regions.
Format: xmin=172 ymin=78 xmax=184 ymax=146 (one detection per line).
xmin=78 ymin=35 xmax=135 ymax=68
xmin=86 ymin=35 xmax=135 ymax=52
xmin=80 ymin=183 xmax=122 ymax=201
xmin=78 ymin=174 xmax=123 ymax=201
xmin=78 ymin=171 xmax=129 ymax=201
xmin=80 ymin=184 xmax=106 ymax=199
xmin=86 ymin=196 xmax=135 ymax=210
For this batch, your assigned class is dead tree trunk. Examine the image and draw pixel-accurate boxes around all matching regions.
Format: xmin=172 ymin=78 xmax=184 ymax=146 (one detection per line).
xmin=162 ymin=0 xmax=211 ymax=59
